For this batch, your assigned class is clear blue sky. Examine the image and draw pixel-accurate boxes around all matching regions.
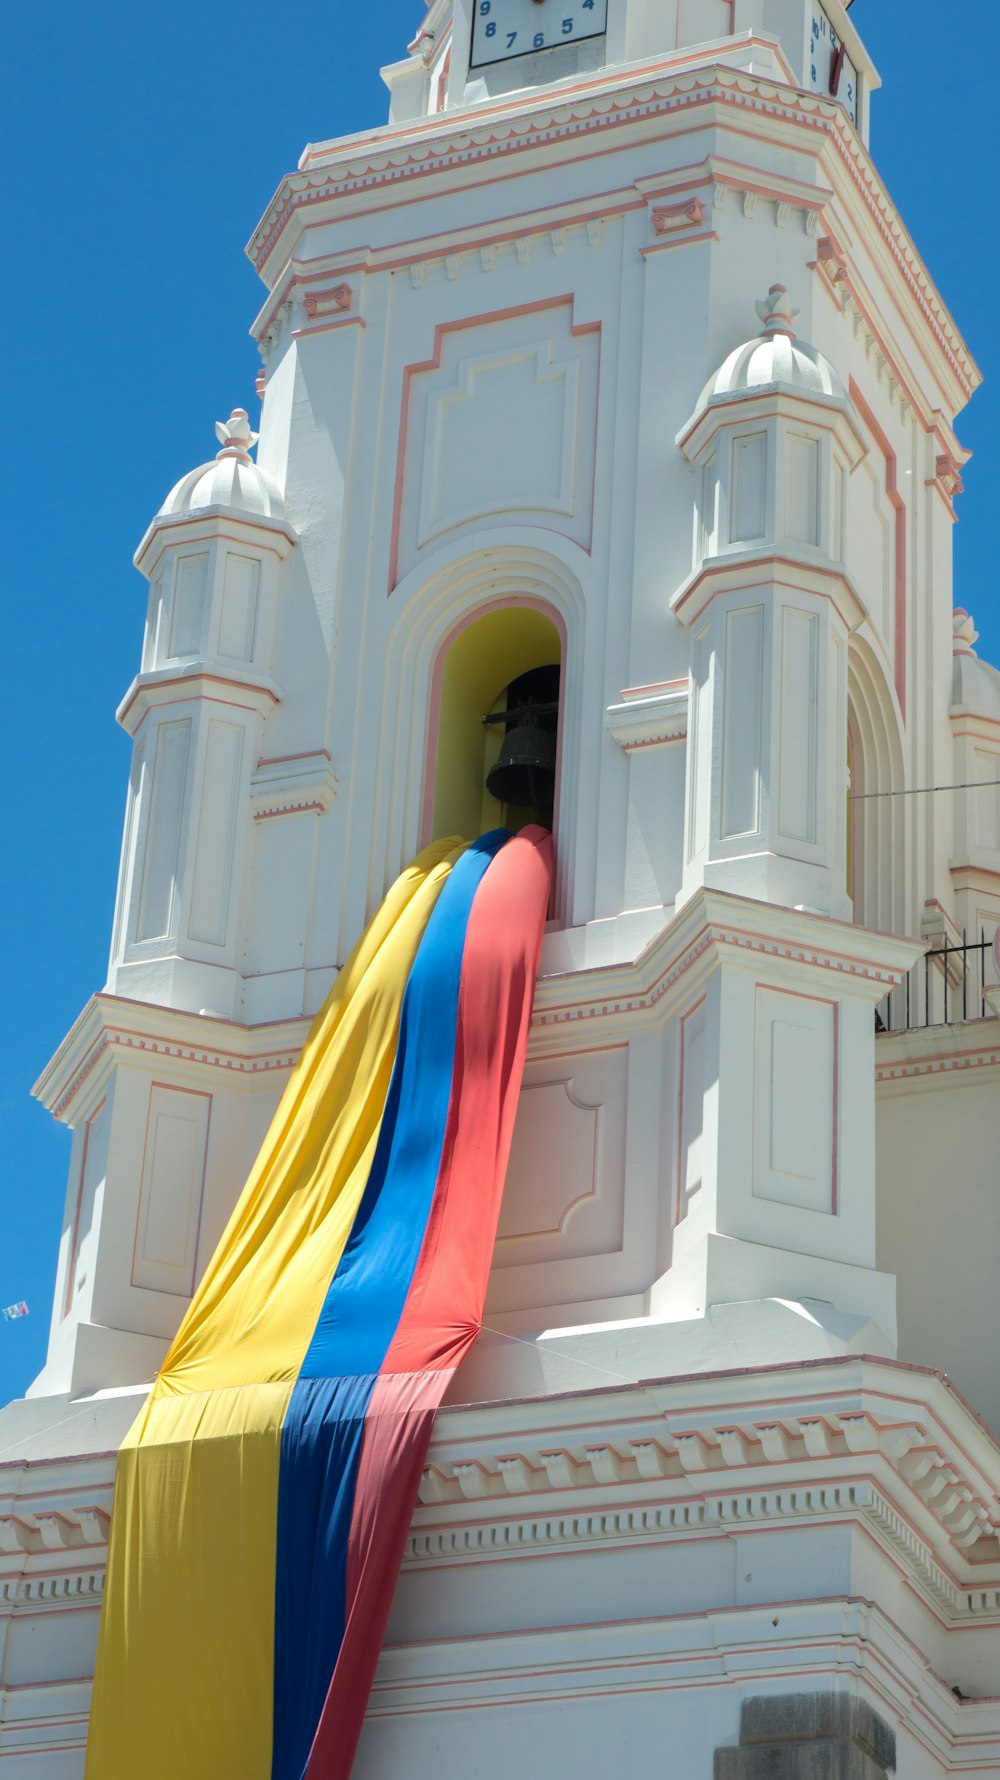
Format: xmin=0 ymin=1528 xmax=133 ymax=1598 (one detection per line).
xmin=2 ymin=2 xmax=996 ymax=1406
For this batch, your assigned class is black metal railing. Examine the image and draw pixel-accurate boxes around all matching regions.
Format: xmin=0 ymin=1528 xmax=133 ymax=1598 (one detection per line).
xmin=877 ymin=931 xmax=993 ymax=1034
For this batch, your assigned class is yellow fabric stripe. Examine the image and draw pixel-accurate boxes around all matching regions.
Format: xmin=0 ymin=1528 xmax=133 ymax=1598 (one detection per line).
xmin=84 ymin=839 xmax=463 ymax=1780
xmin=155 ymin=837 xmax=463 ymax=1398
xmin=87 ymin=1384 xmax=293 ymax=1780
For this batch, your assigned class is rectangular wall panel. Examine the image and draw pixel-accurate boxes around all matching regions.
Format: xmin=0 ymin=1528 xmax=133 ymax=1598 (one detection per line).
xmin=135 ymin=719 xmax=191 ymax=942
xmin=168 ymin=553 xmax=209 ymax=658
xmin=67 ymin=1098 xmax=111 ymax=1312
xmin=700 ymin=453 xmax=719 ymax=558
xmin=688 ymin=625 xmax=712 ymax=861
xmin=777 ymin=607 xmax=819 ymax=843
xmin=678 ymin=999 xmax=706 ymax=1218
xmin=832 ymin=458 xmax=846 ymax=560
xmin=753 ymin=988 xmax=835 ymax=1213
xmin=132 ymin=1086 xmax=211 ymax=1296
xmin=730 ymin=431 xmax=766 ymax=543
xmin=188 ymin=721 xmax=244 ymax=946
xmin=974 ymin=750 xmax=1000 ymax=850
xmin=218 ymin=554 xmax=260 ymax=662
xmin=785 ymin=433 xmax=820 ymax=546
xmin=720 ymin=605 xmax=763 ymax=839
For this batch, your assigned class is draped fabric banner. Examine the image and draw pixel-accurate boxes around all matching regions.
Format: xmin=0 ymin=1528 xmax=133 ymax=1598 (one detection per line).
xmin=86 ymin=826 xmax=553 ymax=1780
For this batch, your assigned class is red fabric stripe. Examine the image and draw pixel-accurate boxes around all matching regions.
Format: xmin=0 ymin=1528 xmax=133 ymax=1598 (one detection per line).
xmin=303 ymin=826 xmax=553 ymax=1779
xmin=382 ymin=826 xmax=553 ymax=1377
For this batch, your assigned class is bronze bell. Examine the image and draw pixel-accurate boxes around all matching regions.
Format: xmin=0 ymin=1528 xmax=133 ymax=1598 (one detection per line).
xmin=486 ymin=716 xmax=556 ymax=812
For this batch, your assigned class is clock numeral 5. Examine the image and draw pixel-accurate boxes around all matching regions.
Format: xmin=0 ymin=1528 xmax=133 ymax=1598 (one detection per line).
xmin=562 ymin=16 xmax=574 ymax=32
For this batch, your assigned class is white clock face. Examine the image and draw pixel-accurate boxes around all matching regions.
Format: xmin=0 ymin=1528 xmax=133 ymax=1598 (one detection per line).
xmin=808 ymin=5 xmax=859 ymax=126
xmin=470 ymin=0 xmax=609 ymax=69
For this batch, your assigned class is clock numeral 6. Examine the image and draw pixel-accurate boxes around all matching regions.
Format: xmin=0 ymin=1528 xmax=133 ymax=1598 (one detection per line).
xmin=534 ymin=30 xmax=545 ymax=46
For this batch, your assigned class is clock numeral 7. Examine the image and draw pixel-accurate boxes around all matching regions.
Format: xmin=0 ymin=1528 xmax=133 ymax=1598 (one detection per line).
xmin=507 ymin=30 xmax=517 ymax=45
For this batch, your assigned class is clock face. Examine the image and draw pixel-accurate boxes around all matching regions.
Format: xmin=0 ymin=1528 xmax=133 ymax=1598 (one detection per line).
xmin=470 ymin=0 xmax=609 ymax=70
xmin=808 ymin=5 xmax=859 ymax=126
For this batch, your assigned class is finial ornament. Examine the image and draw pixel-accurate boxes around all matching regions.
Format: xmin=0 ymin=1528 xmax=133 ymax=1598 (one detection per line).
xmin=953 ymin=608 xmax=979 ymax=657
xmin=214 ymin=407 xmax=259 ymax=462
xmin=754 ymin=283 xmax=801 ymax=338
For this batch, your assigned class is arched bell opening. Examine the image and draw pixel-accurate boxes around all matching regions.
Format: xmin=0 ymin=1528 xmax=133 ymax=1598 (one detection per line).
xmin=427 ymin=605 xmax=563 ymax=844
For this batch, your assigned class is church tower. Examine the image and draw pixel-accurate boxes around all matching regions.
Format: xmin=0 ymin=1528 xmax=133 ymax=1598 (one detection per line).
xmin=6 ymin=3 xmax=1000 ymax=1776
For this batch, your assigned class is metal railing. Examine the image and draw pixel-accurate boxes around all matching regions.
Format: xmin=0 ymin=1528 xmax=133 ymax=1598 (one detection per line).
xmin=877 ymin=931 xmax=993 ymax=1034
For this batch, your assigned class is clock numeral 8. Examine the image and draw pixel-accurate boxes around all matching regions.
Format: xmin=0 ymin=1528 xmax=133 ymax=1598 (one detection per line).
xmin=485 ymin=19 xmax=496 ymax=33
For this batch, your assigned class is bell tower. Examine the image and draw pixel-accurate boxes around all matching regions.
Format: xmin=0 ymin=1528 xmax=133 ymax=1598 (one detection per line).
xmin=32 ymin=0 xmax=946 ymax=1399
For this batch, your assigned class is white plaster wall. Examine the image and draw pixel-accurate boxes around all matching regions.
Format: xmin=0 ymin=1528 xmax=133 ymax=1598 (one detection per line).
xmin=877 ymin=1055 xmax=1000 ymax=1437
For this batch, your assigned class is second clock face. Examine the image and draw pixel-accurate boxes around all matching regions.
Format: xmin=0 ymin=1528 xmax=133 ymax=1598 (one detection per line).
xmin=808 ymin=5 xmax=859 ymax=126
xmin=470 ymin=0 xmax=609 ymax=69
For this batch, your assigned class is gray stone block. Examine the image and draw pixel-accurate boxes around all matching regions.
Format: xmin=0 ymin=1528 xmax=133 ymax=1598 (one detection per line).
xmin=714 ymin=1693 xmax=896 ymax=1779
xmin=715 ymin=1739 xmax=889 ymax=1780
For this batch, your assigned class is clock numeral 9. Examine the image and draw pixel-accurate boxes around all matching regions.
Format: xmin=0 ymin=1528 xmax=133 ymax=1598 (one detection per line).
xmin=479 ymin=1 xmax=491 ymax=11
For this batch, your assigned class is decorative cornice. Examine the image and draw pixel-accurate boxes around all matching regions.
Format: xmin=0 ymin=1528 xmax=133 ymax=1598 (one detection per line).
xmin=405 ymin=1362 xmax=1000 ymax=1623
xmin=32 ymin=994 xmax=312 ymax=1124
xmin=0 ymin=1569 xmax=105 ymax=1608
xmin=246 ymin=63 xmax=978 ymax=406
xmin=134 ymin=504 xmax=297 ymax=579
xmin=669 ymin=549 xmax=868 ymax=635
xmin=115 ymin=663 xmax=281 ymax=737
xmin=531 ymin=889 xmax=920 ymax=1043
xmin=605 ymin=683 xmax=688 ymax=752
xmin=876 ymin=1022 xmax=1000 ymax=1089
xmin=250 ymin=750 xmax=339 ymax=820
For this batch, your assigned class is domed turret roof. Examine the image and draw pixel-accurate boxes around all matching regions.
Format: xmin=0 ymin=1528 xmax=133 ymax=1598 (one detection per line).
xmin=697 ymin=285 xmax=848 ymax=409
xmin=157 ymin=409 xmax=285 ymax=522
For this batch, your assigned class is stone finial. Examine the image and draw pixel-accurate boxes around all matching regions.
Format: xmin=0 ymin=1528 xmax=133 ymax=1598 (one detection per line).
xmin=755 ymin=283 xmax=801 ymax=338
xmin=953 ymin=608 xmax=979 ymax=657
xmin=214 ymin=408 xmax=259 ymax=462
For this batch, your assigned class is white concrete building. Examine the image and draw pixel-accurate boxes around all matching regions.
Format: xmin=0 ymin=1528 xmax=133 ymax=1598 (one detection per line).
xmin=4 ymin=0 xmax=1000 ymax=1772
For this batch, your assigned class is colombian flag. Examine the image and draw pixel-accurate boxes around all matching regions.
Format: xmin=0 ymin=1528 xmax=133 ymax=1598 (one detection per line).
xmin=86 ymin=826 xmax=552 ymax=1779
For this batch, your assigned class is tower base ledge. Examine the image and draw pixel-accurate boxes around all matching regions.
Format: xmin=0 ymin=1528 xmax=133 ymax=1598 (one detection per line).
xmin=448 ymin=1294 xmax=894 ymax=1407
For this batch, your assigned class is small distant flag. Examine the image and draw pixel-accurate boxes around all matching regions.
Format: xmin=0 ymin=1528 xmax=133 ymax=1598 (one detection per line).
xmin=1 ymin=1301 xmax=28 ymax=1322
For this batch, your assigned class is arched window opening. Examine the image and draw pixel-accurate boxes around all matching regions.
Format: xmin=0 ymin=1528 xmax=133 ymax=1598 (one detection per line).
xmin=429 ymin=606 xmax=563 ymax=845
xmin=847 ymin=638 xmax=905 ymax=936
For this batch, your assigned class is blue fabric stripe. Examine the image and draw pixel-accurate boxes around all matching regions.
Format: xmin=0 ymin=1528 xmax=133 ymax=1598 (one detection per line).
xmin=298 ymin=829 xmax=509 ymax=1382
xmin=270 ymin=831 xmax=509 ymax=1780
xmin=271 ymin=1374 xmax=379 ymax=1780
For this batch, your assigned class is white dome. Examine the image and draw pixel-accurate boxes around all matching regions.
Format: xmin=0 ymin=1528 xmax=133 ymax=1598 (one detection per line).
xmin=157 ymin=409 xmax=285 ymax=523
xmin=698 ymin=285 xmax=847 ymax=410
